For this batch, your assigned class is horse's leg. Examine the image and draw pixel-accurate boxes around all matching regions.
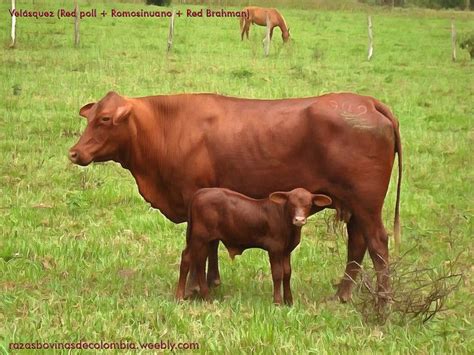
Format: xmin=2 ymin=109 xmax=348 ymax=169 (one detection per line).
xmin=269 ymin=26 xmax=275 ymax=40
xmin=240 ymin=18 xmax=246 ymax=40
xmin=245 ymin=23 xmax=250 ymax=39
xmin=336 ymin=216 xmax=367 ymax=302
xmin=207 ymin=240 xmax=221 ymax=287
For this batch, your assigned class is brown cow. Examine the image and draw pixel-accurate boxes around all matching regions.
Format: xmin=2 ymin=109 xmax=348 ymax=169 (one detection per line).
xmin=175 ymin=188 xmax=332 ymax=304
xmin=240 ymin=7 xmax=290 ymax=42
xmin=69 ymin=91 xmax=402 ymax=306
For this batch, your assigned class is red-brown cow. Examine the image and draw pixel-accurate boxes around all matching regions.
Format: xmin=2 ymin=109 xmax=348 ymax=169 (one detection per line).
xmin=176 ymin=188 xmax=332 ymax=304
xmin=69 ymin=91 xmax=402 ymax=305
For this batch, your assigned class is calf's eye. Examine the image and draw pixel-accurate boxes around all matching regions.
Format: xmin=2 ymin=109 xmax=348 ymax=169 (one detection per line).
xmin=101 ymin=117 xmax=111 ymax=122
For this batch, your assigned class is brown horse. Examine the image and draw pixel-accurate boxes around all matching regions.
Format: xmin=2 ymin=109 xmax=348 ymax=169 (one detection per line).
xmin=240 ymin=7 xmax=290 ymax=43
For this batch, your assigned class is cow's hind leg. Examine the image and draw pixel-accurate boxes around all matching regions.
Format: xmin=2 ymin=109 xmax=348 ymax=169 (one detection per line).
xmin=359 ymin=212 xmax=391 ymax=307
xmin=207 ymin=240 xmax=221 ymax=287
xmin=336 ymin=217 xmax=367 ymax=302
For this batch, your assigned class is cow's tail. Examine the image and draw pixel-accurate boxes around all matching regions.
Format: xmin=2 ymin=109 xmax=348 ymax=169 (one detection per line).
xmin=375 ymin=100 xmax=402 ymax=253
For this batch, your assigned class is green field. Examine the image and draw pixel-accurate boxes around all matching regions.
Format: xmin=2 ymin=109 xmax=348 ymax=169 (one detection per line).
xmin=1 ymin=0 xmax=473 ymax=353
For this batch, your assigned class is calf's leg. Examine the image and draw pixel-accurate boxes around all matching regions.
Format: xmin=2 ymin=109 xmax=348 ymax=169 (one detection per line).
xmin=282 ymin=253 xmax=293 ymax=306
xmin=336 ymin=217 xmax=367 ymax=302
xmin=194 ymin=241 xmax=210 ymax=300
xmin=207 ymin=240 xmax=221 ymax=287
xmin=269 ymin=252 xmax=284 ymax=305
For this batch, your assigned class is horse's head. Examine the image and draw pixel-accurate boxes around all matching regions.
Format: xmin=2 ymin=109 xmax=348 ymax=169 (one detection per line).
xmin=283 ymin=27 xmax=290 ymax=43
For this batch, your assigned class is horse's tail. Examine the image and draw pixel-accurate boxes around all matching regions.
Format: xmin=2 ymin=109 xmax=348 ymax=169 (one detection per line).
xmin=374 ymin=100 xmax=402 ymax=253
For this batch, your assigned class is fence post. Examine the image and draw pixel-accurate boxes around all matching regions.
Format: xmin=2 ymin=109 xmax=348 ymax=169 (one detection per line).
xmin=10 ymin=0 xmax=16 ymax=48
xmin=367 ymin=15 xmax=374 ymax=61
xmin=74 ymin=0 xmax=80 ymax=47
xmin=451 ymin=18 xmax=456 ymax=62
xmin=263 ymin=13 xmax=271 ymax=56
xmin=167 ymin=10 xmax=175 ymax=52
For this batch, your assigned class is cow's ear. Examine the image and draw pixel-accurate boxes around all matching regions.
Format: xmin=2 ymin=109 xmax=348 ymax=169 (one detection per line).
xmin=113 ymin=103 xmax=132 ymax=125
xmin=79 ymin=103 xmax=95 ymax=118
xmin=269 ymin=192 xmax=288 ymax=204
xmin=313 ymin=194 xmax=332 ymax=207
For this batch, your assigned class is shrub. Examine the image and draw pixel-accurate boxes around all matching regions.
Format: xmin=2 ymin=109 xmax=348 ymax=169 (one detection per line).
xmin=145 ymin=0 xmax=171 ymax=6
xmin=460 ymin=32 xmax=474 ymax=60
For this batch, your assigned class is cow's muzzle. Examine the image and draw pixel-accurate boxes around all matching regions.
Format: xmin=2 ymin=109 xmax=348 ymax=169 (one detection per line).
xmin=292 ymin=216 xmax=307 ymax=227
xmin=68 ymin=149 xmax=92 ymax=166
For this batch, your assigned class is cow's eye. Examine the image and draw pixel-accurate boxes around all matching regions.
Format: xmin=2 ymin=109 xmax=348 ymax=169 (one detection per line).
xmin=101 ymin=117 xmax=111 ymax=122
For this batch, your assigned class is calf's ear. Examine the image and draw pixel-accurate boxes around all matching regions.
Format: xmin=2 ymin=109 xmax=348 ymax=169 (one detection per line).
xmin=79 ymin=103 xmax=95 ymax=118
xmin=313 ymin=194 xmax=332 ymax=207
xmin=269 ymin=192 xmax=288 ymax=204
xmin=113 ymin=103 xmax=132 ymax=125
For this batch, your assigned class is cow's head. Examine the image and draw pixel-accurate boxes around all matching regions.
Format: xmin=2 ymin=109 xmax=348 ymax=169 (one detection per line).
xmin=269 ymin=188 xmax=332 ymax=227
xmin=69 ymin=92 xmax=133 ymax=166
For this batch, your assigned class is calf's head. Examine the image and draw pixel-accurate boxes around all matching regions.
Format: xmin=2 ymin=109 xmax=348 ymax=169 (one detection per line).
xmin=269 ymin=188 xmax=332 ymax=227
xmin=69 ymin=92 xmax=132 ymax=166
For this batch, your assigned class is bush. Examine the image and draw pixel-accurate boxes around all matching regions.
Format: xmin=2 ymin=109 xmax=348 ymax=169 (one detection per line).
xmin=460 ymin=32 xmax=474 ymax=59
xmin=145 ymin=0 xmax=171 ymax=6
xmin=359 ymin=0 xmax=473 ymax=9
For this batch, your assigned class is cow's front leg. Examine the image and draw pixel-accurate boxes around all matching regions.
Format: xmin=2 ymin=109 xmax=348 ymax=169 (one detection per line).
xmin=207 ymin=240 xmax=221 ymax=287
xmin=185 ymin=266 xmax=200 ymax=297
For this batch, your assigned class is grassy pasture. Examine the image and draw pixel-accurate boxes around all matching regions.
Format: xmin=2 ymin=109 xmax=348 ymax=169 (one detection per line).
xmin=1 ymin=0 xmax=473 ymax=353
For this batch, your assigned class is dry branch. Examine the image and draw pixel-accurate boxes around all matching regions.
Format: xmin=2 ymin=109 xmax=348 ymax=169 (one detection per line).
xmin=353 ymin=249 xmax=463 ymax=324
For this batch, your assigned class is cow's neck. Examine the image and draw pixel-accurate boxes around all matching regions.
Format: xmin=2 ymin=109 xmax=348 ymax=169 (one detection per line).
xmin=123 ymin=98 xmax=187 ymax=223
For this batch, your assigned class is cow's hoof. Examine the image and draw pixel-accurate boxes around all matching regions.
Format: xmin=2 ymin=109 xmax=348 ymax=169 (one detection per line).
xmin=185 ymin=283 xmax=200 ymax=298
xmin=335 ymin=287 xmax=353 ymax=303
xmin=207 ymin=277 xmax=221 ymax=288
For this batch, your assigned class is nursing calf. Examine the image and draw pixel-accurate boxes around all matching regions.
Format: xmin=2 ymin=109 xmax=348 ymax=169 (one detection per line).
xmin=175 ymin=188 xmax=332 ymax=305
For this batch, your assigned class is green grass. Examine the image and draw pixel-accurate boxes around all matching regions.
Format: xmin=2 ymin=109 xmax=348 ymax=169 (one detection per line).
xmin=1 ymin=1 xmax=473 ymax=353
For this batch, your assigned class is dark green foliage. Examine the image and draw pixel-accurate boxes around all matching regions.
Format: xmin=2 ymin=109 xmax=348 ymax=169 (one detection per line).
xmin=460 ymin=32 xmax=474 ymax=59
xmin=361 ymin=0 xmax=472 ymax=9
xmin=145 ymin=0 xmax=171 ymax=6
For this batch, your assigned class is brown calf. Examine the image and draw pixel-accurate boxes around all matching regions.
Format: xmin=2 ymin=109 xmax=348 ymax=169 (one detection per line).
xmin=175 ymin=188 xmax=332 ymax=305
